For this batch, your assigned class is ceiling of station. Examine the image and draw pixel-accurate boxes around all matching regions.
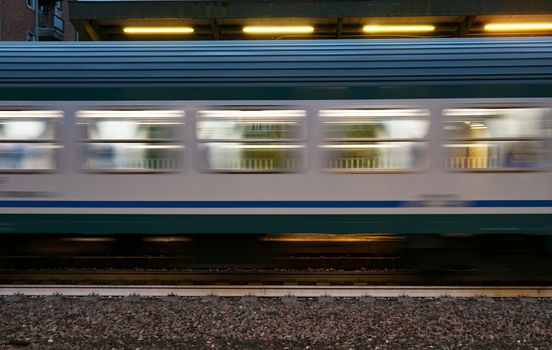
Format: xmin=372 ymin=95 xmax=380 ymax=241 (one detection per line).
xmin=68 ymin=0 xmax=552 ymax=40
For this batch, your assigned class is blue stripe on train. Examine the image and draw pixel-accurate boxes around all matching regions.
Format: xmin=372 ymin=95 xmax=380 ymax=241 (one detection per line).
xmin=0 ymin=200 xmax=551 ymax=208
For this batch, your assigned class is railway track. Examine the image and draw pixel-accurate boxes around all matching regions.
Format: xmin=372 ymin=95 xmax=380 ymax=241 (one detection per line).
xmin=1 ymin=285 xmax=552 ymax=297
xmin=0 ymin=255 xmax=403 ymax=270
xmin=0 ymin=269 xmax=550 ymax=285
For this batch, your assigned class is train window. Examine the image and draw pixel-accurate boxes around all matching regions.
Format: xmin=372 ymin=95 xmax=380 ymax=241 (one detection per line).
xmin=320 ymin=109 xmax=429 ymax=171
xmin=443 ymin=108 xmax=551 ymax=170
xmin=196 ymin=109 xmax=306 ymax=172
xmin=0 ymin=110 xmax=62 ymax=172
xmin=77 ymin=110 xmax=184 ymax=172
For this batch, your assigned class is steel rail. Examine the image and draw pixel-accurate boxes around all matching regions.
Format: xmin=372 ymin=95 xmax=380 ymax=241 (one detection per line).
xmin=0 ymin=270 xmax=548 ymax=285
xmin=0 ymin=270 xmax=419 ymax=284
xmin=1 ymin=285 xmax=551 ymax=297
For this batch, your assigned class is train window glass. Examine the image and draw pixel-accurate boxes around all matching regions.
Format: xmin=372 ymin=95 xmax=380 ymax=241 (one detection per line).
xmin=443 ymin=108 xmax=551 ymax=170
xmin=197 ymin=109 xmax=306 ymax=172
xmin=0 ymin=110 xmax=62 ymax=171
xmin=197 ymin=109 xmax=305 ymax=141
xmin=320 ymin=109 xmax=429 ymax=171
xmin=321 ymin=109 xmax=429 ymax=140
xmin=77 ymin=110 xmax=184 ymax=172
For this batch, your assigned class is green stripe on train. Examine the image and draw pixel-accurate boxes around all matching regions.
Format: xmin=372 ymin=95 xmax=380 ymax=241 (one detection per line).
xmin=0 ymin=84 xmax=551 ymax=101
xmin=0 ymin=214 xmax=551 ymax=234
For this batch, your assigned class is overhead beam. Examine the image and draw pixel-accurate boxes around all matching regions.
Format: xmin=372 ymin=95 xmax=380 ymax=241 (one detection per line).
xmin=456 ymin=16 xmax=475 ymax=37
xmin=82 ymin=20 xmax=101 ymax=41
xmin=69 ymin=0 xmax=552 ymax=20
xmin=336 ymin=17 xmax=343 ymax=39
xmin=211 ymin=19 xmax=220 ymax=40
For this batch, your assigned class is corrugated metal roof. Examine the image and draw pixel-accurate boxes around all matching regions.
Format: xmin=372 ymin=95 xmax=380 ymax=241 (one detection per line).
xmin=0 ymin=37 xmax=551 ymax=87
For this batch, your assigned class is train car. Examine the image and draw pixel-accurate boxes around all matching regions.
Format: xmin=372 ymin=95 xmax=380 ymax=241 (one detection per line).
xmin=0 ymin=37 xmax=551 ymax=236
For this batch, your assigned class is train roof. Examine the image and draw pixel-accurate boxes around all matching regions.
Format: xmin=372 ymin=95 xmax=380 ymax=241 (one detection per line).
xmin=0 ymin=37 xmax=551 ymax=100
xmin=2 ymin=37 xmax=552 ymax=86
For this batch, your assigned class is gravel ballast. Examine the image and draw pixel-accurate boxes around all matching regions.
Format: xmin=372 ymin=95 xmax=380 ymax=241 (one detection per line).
xmin=0 ymin=296 xmax=550 ymax=349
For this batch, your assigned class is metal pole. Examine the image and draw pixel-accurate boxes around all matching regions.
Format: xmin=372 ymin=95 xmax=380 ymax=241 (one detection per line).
xmin=0 ymin=0 xmax=3 ymax=40
xmin=35 ymin=0 xmax=39 ymax=41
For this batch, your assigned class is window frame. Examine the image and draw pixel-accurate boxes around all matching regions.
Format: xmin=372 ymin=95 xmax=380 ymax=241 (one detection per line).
xmin=318 ymin=107 xmax=431 ymax=173
xmin=195 ymin=107 xmax=307 ymax=173
xmin=0 ymin=109 xmax=63 ymax=174
xmin=442 ymin=105 xmax=552 ymax=173
xmin=26 ymin=0 xmax=35 ymax=10
xmin=76 ymin=108 xmax=185 ymax=174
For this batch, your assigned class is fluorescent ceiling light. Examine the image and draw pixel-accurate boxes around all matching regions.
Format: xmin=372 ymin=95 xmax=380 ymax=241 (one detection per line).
xmin=443 ymin=108 xmax=543 ymax=116
xmin=77 ymin=110 xmax=185 ymax=119
xmin=445 ymin=144 xmax=490 ymax=148
xmin=61 ymin=237 xmax=115 ymax=242
xmin=120 ymin=145 xmax=183 ymax=149
xmin=321 ymin=144 xmax=402 ymax=149
xmin=213 ymin=143 xmax=303 ymax=149
xmin=260 ymin=234 xmax=403 ymax=242
xmin=123 ymin=27 xmax=194 ymax=34
xmin=484 ymin=23 xmax=552 ymax=31
xmin=243 ymin=26 xmax=314 ymax=34
xmin=0 ymin=111 xmax=62 ymax=118
xmin=320 ymin=109 xmax=428 ymax=118
xmin=198 ymin=110 xmax=306 ymax=119
xmin=363 ymin=25 xmax=435 ymax=33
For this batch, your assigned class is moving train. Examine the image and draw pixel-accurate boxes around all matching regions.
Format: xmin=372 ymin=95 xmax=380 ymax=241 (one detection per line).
xmin=0 ymin=37 xmax=551 ymax=235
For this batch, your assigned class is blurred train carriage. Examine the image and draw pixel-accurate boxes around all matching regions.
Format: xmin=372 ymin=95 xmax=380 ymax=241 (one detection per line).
xmin=0 ymin=37 xmax=551 ymax=241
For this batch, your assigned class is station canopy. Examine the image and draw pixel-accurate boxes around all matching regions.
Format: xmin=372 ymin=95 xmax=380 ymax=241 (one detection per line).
xmin=68 ymin=0 xmax=552 ymax=40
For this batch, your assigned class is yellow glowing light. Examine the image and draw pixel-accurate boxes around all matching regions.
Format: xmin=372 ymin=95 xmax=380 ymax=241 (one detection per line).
xmin=363 ymin=25 xmax=435 ymax=33
xmin=61 ymin=237 xmax=115 ymax=242
xmin=142 ymin=237 xmax=192 ymax=242
xmin=260 ymin=234 xmax=404 ymax=242
xmin=123 ymin=27 xmax=194 ymax=34
xmin=484 ymin=23 xmax=552 ymax=31
xmin=243 ymin=26 xmax=314 ymax=34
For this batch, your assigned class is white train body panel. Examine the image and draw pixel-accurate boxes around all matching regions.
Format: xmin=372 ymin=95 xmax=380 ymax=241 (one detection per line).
xmin=0 ymin=98 xmax=550 ymax=217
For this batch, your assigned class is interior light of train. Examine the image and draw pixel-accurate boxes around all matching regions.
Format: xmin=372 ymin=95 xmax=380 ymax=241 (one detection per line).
xmin=319 ymin=109 xmax=428 ymax=117
xmin=77 ymin=110 xmax=185 ymax=119
xmin=215 ymin=144 xmax=303 ymax=149
xmin=32 ymin=145 xmax=62 ymax=149
xmin=363 ymin=25 xmax=435 ymax=33
xmin=445 ymin=144 xmax=490 ymax=148
xmin=469 ymin=122 xmax=487 ymax=129
xmin=136 ymin=122 xmax=182 ymax=125
xmin=321 ymin=144 xmax=402 ymax=149
xmin=120 ymin=145 xmax=184 ymax=149
xmin=323 ymin=121 xmax=378 ymax=124
xmin=243 ymin=26 xmax=314 ymax=34
xmin=123 ymin=27 xmax=194 ymax=34
xmin=197 ymin=110 xmax=306 ymax=118
xmin=322 ymin=121 xmax=428 ymax=127
xmin=443 ymin=108 xmax=511 ymax=116
xmin=0 ymin=111 xmax=62 ymax=118
xmin=484 ymin=23 xmax=552 ymax=31
xmin=198 ymin=121 xmax=298 ymax=127
xmin=238 ymin=121 xmax=299 ymax=124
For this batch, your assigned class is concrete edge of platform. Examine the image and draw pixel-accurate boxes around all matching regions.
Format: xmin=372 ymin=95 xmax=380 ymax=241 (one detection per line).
xmin=1 ymin=285 xmax=551 ymax=298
